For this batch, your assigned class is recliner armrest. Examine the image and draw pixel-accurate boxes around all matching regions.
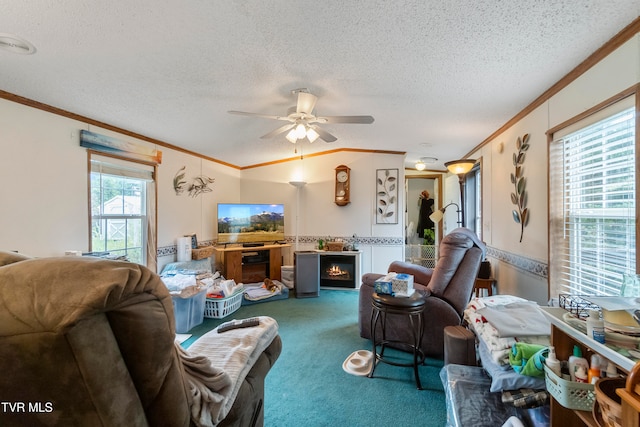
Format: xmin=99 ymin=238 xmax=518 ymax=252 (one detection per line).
xmin=387 ymin=261 xmax=434 ymax=286
xmin=362 ymin=272 xmax=386 ymax=288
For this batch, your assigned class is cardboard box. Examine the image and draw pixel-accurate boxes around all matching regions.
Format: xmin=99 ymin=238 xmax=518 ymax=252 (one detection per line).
xmin=374 ymin=274 xmax=394 ymax=295
xmin=390 ymin=272 xmax=415 ymax=297
xmin=374 ymin=273 xmax=415 ymax=297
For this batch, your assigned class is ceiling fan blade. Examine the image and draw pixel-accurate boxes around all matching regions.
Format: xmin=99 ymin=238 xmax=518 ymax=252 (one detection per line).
xmin=296 ymin=92 xmax=317 ymax=115
xmin=319 ymin=115 xmax=375 ymax=124
xmin=310 ymin=125 xmax=337 ymax=142
xmin=228 ymin=110 xmax=290 ymax=121
xmin=260 ymin=123 xmax=295 ymax=139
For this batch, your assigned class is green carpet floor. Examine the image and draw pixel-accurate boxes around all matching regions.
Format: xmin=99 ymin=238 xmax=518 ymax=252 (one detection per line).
xmin=184 ymin=289 xmax=447 ymax=427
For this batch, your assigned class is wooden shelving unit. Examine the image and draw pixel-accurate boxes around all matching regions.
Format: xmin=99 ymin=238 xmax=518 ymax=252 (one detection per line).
xmin=541 ymin=307 xmax=636 ymax=426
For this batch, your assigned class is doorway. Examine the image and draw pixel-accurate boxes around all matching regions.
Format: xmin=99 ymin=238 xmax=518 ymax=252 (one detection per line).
xmin=405 ymin=175 xmax=442 ymax=267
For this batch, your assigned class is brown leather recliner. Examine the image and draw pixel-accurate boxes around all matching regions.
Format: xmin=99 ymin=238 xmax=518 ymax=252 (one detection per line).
xmin=359 ymin=227 xmax=485 ymax=359
xmin=0 ymin=252 xmax=281 ymax=427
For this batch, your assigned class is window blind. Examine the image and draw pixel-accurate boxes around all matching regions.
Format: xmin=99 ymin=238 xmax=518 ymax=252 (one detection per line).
xmin=549 ymin=100 xmax=636 ymax=297
xmin=90 ymin=154 xmax=154 ymax=181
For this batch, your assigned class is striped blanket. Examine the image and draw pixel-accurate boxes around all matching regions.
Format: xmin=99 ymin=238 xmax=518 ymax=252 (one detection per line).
xmin=177 ymin=316 xmax=279 ymax=426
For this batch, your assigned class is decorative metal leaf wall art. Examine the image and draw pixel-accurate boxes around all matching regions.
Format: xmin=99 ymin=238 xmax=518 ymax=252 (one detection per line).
xmin=188 ymin=175 xmax=215 ymax=197
xmin=510 ymin=134 xmax=530 ymax=242
xmin=376 ymin=169 xmax=399 ymax=223
xmin=173 ymin=166 xmax=215 ymax=197
xmin=173 ymin=166 xmax=187 ymax=195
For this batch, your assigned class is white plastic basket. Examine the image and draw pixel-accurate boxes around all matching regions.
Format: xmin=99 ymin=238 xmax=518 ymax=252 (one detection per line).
xmin=544 ymin=365 xmax=595 ymax=411
xmin=204 ymin=290 xmax=243 ymax=319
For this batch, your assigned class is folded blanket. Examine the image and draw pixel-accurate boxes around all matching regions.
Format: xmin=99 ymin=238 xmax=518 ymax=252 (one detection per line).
xmin=176 ymin=344 xmax=232 ymax=426
xmin=183 ymin=316 xmax=279 ymax=426
xmin=509 ymin=343 xmax=547 ymax=377
xmin=477 ymin=302 xmax=550 ymax=337
xmin=464 ymin=297 xmax=549 ymax=365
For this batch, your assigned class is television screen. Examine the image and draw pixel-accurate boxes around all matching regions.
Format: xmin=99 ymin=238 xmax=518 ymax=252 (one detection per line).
xmin=217 ymin=203 xmax=285 ymax=244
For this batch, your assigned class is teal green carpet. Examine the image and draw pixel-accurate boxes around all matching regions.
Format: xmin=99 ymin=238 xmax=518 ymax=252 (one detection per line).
xmin=184 ymin=289 xmax=447 ymax=426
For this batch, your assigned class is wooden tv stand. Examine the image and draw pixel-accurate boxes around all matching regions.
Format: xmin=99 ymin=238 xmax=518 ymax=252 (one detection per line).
xmin=213 ymin=244 xmax=290 ymax=284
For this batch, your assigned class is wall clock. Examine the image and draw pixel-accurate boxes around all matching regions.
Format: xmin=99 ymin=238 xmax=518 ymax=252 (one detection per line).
xmin=335 ymin=165 xmax=351 ymax=206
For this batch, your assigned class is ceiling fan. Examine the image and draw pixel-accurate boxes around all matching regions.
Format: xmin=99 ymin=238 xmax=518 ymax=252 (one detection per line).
xmin=228 ymin=88 xmax=374 ymax=143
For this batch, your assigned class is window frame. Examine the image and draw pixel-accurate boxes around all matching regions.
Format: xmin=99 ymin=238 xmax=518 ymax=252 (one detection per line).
xmin=547 ymin=85 xmax=639 ymax=298
xmin=464 ymin=160 xmax=482 ymax=240
xmin=87 ymin=151 xmax=158 ymax=269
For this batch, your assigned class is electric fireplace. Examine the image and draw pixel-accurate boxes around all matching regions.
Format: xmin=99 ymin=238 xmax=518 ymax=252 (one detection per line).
xmin=320 ymin=254 xmax=356 ymax=288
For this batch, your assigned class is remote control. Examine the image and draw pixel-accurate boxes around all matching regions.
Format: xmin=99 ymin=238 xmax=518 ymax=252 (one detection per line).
xmin=217 ymin=317 xmax=260 ymax=333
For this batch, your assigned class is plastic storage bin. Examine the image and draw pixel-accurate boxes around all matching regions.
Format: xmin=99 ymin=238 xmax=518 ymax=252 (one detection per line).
xmin=441 ymin=364 xmax=549 ymax=427
xmin=204 ymin=290 xmax=243 ymax=319
xmin=544 ymin=364 xmax=595 ymax=411
xmin=171 ymin=288 xmax=207 ymax=333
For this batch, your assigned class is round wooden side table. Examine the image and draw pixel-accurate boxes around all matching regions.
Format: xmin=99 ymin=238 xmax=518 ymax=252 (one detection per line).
xmin=368 ymin=291 xmax=426 ymax=389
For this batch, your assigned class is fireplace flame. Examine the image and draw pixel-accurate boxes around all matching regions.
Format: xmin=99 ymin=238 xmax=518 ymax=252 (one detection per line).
xmin=327 ymin=264 xmax=349 ymax=277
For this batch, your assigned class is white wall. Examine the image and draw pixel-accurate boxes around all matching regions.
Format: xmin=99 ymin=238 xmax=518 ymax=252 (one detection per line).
xmin=0 ymin=97 xmax=244 ymax=268
xmin=0 ymin=97 xmax=405 ymax=276
xmin=156 ymin=147 xmax=242 ymax=270
xmin=471 ymin=34 xmax=640 ymax=304
xmin=240 ymin=150 xmax=406 ymax=275
xmin=1 ymin=101 xmax=89 ymax=256
xmin=156 ymin=149 xmax=242 ymax=245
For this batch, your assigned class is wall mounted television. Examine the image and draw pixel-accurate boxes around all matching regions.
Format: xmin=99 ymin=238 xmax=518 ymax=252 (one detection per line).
xmin=217 ymin=203 xmax=285 ymax=245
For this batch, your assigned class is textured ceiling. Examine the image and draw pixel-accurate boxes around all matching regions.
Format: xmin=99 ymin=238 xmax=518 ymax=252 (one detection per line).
xmin=1 ymin=1 xmax=639 ymax=169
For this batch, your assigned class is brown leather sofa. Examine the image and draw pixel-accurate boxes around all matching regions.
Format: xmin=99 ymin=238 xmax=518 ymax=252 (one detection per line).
xmin=359 ymin=228 xmax=485 ymax=359
xmin=0 ymin=251 xmax=281 ymax=426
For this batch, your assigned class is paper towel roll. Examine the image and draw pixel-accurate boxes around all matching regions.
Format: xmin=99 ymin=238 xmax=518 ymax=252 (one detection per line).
xmin=177 ymin=236 xmax=192 ymax=262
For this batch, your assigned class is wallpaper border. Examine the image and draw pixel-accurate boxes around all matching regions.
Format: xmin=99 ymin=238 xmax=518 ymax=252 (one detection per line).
xmin=486 ymin=246 xmax=548 ymax=279
xmin=157 ymin=239 xmax=549 ymax=280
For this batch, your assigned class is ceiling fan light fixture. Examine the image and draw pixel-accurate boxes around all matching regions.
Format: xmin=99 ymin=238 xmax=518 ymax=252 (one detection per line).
xmin=306 ymin=127 xmax=319 ymax=143
xmin=415 ymin=160 xmax=426 ymax=171
xmin=228 ymin=89 xmax=374 ymax=144
xmin=295 ymin=123 xmax=307 ymax=139
xmin=286 ymin=129 xmax=298 ymax=144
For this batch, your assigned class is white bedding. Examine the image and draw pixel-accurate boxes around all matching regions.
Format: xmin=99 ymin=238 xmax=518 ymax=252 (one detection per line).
xmin=464 ymin=295 xmax=550 ymax=366
xmin=476 ymin=302 xmax=550 ymax=337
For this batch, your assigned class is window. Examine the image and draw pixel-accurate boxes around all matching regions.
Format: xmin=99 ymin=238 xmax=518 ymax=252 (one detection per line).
xmin=549 ymin=96 xmax=636 ymax=297
xmin=89 ymin=154 xmax=156 ymax=267
xmin=464 ymin=163 xmax=481 ymax=237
